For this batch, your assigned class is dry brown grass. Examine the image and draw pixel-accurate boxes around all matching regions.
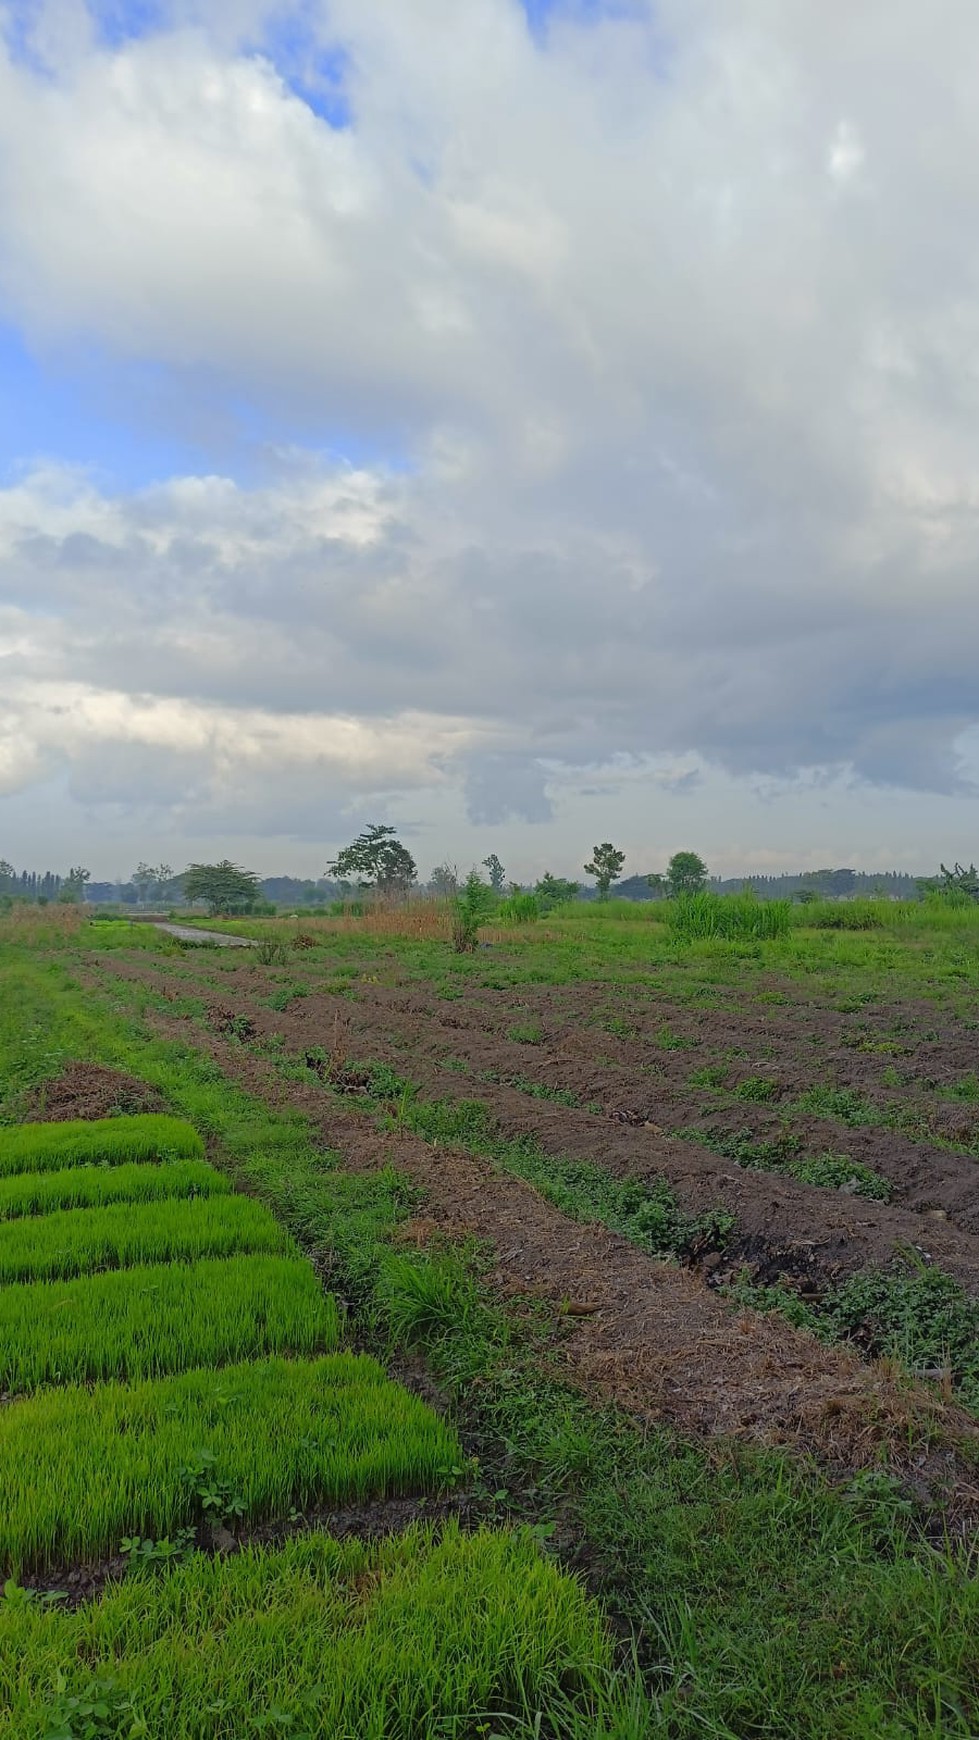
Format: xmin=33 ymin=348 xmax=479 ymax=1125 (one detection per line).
xmin=0 ymin=905 xmax=87 ymax=946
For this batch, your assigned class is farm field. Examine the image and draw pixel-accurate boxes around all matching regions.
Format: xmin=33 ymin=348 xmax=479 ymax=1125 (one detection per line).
xmin=4 ymin=901 xmax=979 ymax=1732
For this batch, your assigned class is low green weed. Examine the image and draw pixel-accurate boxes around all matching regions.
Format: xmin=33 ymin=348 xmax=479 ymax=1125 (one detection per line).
xmin=795 ymin=1085 xmax=884 ymax=1127
xmin=735 ymin=1075 xmax=781 ymax=1103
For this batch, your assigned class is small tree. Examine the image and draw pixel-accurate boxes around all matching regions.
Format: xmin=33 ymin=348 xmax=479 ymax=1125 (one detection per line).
xmin=535 ymin=873 xmax=580 ymax=912
xmin=58 ymin=867 xmax=91 ymax=904
xmin=182 ymin=861 xmax=262 ymax=916
xmin=939 ymin=862 xmax=979 ymax=901
xmin=453 ymin=870 xmax=495 ymax=953
xmin=327 ymin=824 xmax=417 ymax=893
xmin=482 ymin=854 xmax=506 ymax=895
xmin=429 ymin=862 xmax=459 ymax=897
xmin=646 ymin=872 xmax=668 ymax=899
xmin=666 ymin=852 xmax=708 ymax=898
xmin=584 ymin=842 xmax=625 ymax=900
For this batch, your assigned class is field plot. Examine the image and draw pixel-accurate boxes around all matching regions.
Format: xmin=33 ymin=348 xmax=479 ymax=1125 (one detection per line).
xmin=6 ymin=906 xmax=979 ymax=1733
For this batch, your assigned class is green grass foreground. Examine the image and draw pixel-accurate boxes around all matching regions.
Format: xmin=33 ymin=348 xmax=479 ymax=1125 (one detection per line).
xmin=0 ymin=1113 xmax=203 ymax=1173
xmin=0 ymin=1255 xmax=340 ymax=1391
xmin=0 ymin=1156 xmax=227 ymax=1219
xmin=0 ymin=1191 xmax=289 ymax=1283
xmin=0 ymin=1526 xmax=623 ymax=1740
xmin=0 ymin=1355 xmax=461 ymax=1573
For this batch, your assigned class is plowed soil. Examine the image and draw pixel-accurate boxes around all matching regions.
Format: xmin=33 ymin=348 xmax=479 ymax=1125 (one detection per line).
xmin=88 ymin=950 xmax=979 ymax=1494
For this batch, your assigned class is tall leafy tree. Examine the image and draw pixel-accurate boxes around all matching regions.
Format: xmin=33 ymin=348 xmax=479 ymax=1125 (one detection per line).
xmin=584 ymin=842 xmax=625 ymax=899
xmin=327 ymin=824 xmax=417 ymax=892
xmin=182 ymin=861 xmax=262 ymax=916
xmin=666 ymin=852 xmax=708 ymax=897
xmin=482 ymin=854 xmax=506 ymax=895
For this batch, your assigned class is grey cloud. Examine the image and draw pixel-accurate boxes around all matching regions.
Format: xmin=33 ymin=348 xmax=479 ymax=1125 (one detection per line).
xmin=464 ymin=754 xmax=553 ymax=826
xmin=1 ymin=2 xmax=979 ymax=847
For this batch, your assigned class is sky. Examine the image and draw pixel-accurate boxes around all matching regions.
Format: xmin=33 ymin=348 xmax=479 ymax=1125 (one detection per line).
xmin=1 ymin=0 xmax=979 ymax=884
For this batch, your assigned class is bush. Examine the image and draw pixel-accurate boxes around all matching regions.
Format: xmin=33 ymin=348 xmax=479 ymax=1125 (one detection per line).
xmin=797 ymin=900 xmax=886 ymax=930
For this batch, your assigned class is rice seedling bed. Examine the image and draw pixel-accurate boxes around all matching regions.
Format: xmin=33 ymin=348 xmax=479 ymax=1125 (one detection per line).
xmin=0 ymin=1192 xmax=289 ymax=1284
xmin=0 ymin=1255 xmax=340 ymax=1391
xmin=0 ymin=1114 xmax=203 ymax=1176
xmin=0 ymin=1355 xmax=460 ymax=1573
xmin=0 ymin=1156 xmax=227 ymax=1220
xmin=0 ymin=1525 xmax=614 ymax=1738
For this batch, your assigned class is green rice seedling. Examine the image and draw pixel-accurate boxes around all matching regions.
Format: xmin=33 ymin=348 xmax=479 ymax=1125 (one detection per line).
xmin=0 ymin=1524 xmax=625 ymax=1737
xmin=0 ymin=1355 xmax=460 ymax=1572
xmin=0 ymin=1255 xmax=340 ymax=1391
xmin=0 ymin=1115 xmax=203 ymax=1177
xmin=0 ymin=1158 xmax=227 ymax=1221
xmin=0 ymin=1193 xmax=288 ymax=1285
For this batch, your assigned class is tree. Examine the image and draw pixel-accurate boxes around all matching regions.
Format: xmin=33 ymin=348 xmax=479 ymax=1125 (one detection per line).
xmin=182 ymin=861 xmax=262 ymax=916
xmin=58 ymin=867 xmax=91 ymax=904
xmin=645 ymin=872 xmax=668 ymax=899
xmin=584 ymin=842 xmax=625 ymax=900
xmin=666 ymin=852 xmax=708 ymax=898
xmin=535 ymin=872 xmax=580 ymax=911
xmin=327 ymin=824 xmax=417 ymax=893
xmin=940 ymin=862 xmax=979 ymax=901
xmin=0 ymin=861 xmax=15 ymax=895
xmin=453 ymin=870 xmax=495 ymax=953
xmin=428 ymin=862 xmax=459 ymax=897
xmin=482 ymin=854 xmax=506 ymax=895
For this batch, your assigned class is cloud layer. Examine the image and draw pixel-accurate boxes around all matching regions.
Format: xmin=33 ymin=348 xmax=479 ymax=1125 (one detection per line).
xmin=1 ymin=0 xmax=978 ymax=866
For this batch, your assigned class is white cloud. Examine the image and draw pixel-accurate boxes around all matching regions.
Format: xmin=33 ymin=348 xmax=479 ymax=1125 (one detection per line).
xmin=0 ymin=0 xmax=978 ymax=866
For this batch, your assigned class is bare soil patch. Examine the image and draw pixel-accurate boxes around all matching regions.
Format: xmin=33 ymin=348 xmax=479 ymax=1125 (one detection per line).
xmin=121 ymin=956 xmax=979 ymax=1294
xmin=90 ymin=955 xmax=979 ymax=1491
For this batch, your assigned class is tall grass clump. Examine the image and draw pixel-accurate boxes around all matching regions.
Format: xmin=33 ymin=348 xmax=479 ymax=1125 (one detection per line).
xmin=671 ymin=891 xmax=791 ymax=943
xmin=0 ymin=1255 xmax=339 ymax=1391
xmin=0 ymin=1115 xmax=203 ymax=1174
xmin=0 ymin=1157 xmax=226 ymax=1221
xmin=498 ymin=892 xmax=541 ymax=924
xmin=0 ymin=1525 xmax=625 ymax=1739
xmin=0 ymin=1193 xmax=288 ymax=1283
xmin=0 ymin=1355 xmax=460 ymax=1572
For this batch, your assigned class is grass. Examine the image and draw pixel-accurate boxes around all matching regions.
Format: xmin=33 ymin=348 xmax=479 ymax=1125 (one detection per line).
xmin=0 ymin=1114 xmax=203 ymax=1173
xmin=0 ymin=1157 xmax=227 ymax=1220
xmin=0 ymin=1525 xmax=627 ymax=1740
xmin=0 ymin=1193 xmax=289 ymax=1283
xmin=6 ymin=929 xmax=979 ymax=1730
xmin=0 ymin=1255 xmax=340 ymax=1392
xmin=0 ymin=1354 xmax=461 ymax=1573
